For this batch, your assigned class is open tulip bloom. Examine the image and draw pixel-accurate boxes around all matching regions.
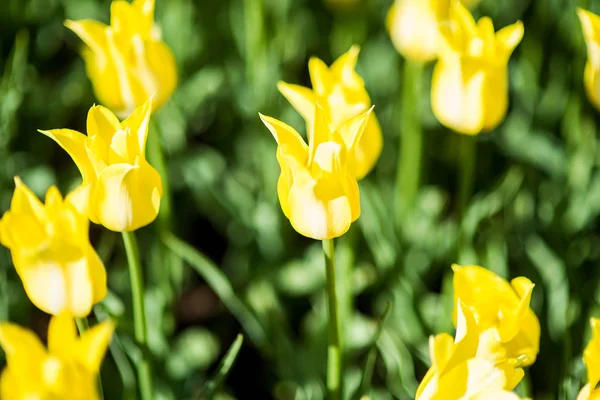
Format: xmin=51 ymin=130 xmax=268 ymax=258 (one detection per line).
xmin=578 ymin=318 xmax=600 ymax=400
xmin=577 ymin=8 xmax=600 ymax=113
xmin=65 ymin=0 xmax=177 ymax=117
xmin=452 ymin=265 xmax=540 ymax=366
xmin=277 ymin=45 xmax=382 ymax=180
xmin=259 ymin=103 xmax=372 ymax=240
xmin=0 ymin=179 xmax=106 ymax=317
xmin=40 ymin=97 xmax=163 ymax=232
xmin=416 ymin=301 xmax=525 ymax=400
xmin=385 ymin=0 xmax=481 ymax=63
xmin=431 ymin=2 xmax=523 ymax=134
xmin=0 ymin=314 xmax=114 ymax=400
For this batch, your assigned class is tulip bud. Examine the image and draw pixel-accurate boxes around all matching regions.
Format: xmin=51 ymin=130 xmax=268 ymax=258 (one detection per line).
xmin=40 ymin=97 xmax=163 ymax=232
xmin=259 ymin=103 xmax=372 ymax=240
xmin=0 ymin=179 xmax=106 ymax=317
xmin=278 ymin=45 xmax=382 ymax=180
xmin=430 ymin=2 xmax=523 ymax=134
xmin=0 ymin=314 xmax=114 ymax=399
xmin=65 ymin=0 xmax=177 ymax=117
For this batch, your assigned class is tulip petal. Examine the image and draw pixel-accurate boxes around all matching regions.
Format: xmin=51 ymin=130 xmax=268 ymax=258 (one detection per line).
xmin=44 ymin=186 xmax=64 ymax=217
xmin=0 ymin=323 xmax=46 ymax=384
xmin=431 ymin=58 xmax=486 ymax=134
xmin=64 ymin=20 xmax=108 ymax=57
xmin=86 ymin=245 xmax=108 ymax=306
xmin=77 ymin=320 xmax=115 ymax=372
xmin=496 ymin=21 xmax=524 ymax=63
xmin=87 ymin=105 xmax=121 ymax=145
xmin=429 ymin=333 xmax=455 ymax=373
xmin=308 ymin=103 xmax=331 ymax=165
xmin=145 ymin=39 xmax=178 ymax=109
xmin=585 ymin=318 xmax=600 ymax=391
xmin=15 ymin=254 xmax=94 ymax=316
xmin=354 ymin=114 xmax=383 ymax=179
xmin=39 ymin=129 xmax=95 ymax=184
xmin=11 ymin=177 xmax=46 ymax=224
xmin=287 ymin=178 xmax=352 ymax=240
xmin=259 ymin=114 xmax=308 ymax=161
xmin=111 ymin=1 xmax=138 ymax=36
xmin=308 ymin=57 xmax=334 ymax=96
xmin=578 ymin=7 xmax=600 ymax=71
xmin=0 ymin=323 xmax=46 ymax=361
xmin=48 ymin=314 xmax=78 ymax=356
xmin=330 ymin=45 xmax=363 ymax=90
xmin=121 ymin=97 xmax=153 ymax=156
xmin=93 ymin=162 xmax=162 ymax=232
xmin=438 ymin=358 xmax=522 ymax=399
xmin=577 ymin=383 xmax=592 ymax=400
xmin=277 ymin=82 xmax=316 ymax=123
xmin=65 ymin=184 xmax=91 ymax=217
xmin=386 ymin=0 xmax=441 ymax=62
xmin=334 ymin=106 xmax=373 ymax=155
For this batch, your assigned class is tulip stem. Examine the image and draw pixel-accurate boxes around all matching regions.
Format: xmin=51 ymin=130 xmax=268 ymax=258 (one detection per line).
xmin=395 ymin=60 xmax=423 ymax=226
xmin=323 ymin=238 xmax=342 ymax=400
xmin=76 ymin=317 xmax=104 ymax=400
xmin=122 ymin=231 xmax=153 ymax=400
xmin=75 ymin=317 xmax=89 ymax=333
xmin=457 ymin=135 xmax=477 ymax=220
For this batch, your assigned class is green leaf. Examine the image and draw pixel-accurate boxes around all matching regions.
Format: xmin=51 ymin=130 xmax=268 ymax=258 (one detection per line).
xmin=162 ymin=232 xmax=268 ymax=348
xmin=201 ymin=334 xmax=244 ymax=399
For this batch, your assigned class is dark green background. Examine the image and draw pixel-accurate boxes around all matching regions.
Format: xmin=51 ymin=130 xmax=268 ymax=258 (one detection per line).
xmin=0 ymin=0 xmax=597 ymax=398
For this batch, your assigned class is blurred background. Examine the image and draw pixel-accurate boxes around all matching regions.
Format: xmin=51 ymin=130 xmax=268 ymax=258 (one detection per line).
xmin=0 ymin=0 xmax=599 ymax=398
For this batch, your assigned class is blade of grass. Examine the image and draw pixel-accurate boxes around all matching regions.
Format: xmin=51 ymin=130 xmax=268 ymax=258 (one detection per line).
xmin=354 ymin=302 xmax=392 ymax=400
xmin=161 ymin=232 xmax=268 ymax=348
xmin=201 ymin=334 xmax=244 ymax=399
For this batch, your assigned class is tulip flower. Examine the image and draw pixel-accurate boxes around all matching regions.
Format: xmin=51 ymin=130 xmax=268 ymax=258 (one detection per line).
xmin=386 ymin=0 xmax=481 ymax=63
xmin=0 ymin=314 xmax=114 ymax=400
xmin=416 ymin=301 xmax=524 ymax=400
xmin=277 ymin=46 xmax=382 ymax=180
xmin=430 ymin=2 xmax=523 ymax=134
xmin=0 ymin=179 xmax=106 ymax=317
xmin=40 ymin=97 xmax=163 ymax=232
xmin=452 ymin=265 xmax=540 ymax=367
xmin=577 ymin=318 xmax=600 ymax=400
xmin=65 ymin=0 xmax=177 ymax=117
xmin=259 ymin=103 xmax=372 ymax=240
xmin=577 ymin=8 xmax=600 ymax=113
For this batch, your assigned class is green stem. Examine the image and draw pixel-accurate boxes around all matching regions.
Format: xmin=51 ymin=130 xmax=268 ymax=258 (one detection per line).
xmin=457 ymin=135 xmax=477 ymax=220
xmin=395 ymin=60 xmax=424 ymax=226
xmin=76 ymin=317 xmax=104 ymax=400
xmin=323 ymin=239 xmax=342 ymax=400
xmin=76 ymin=317 xmax=89 ymax=333
xmin=122 ymin=231 xmax=153 ymax=400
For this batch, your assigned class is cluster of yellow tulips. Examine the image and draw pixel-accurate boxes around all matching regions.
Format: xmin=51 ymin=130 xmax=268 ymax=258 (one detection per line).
xmin=2 ymin=0 xmax=600 ymax=398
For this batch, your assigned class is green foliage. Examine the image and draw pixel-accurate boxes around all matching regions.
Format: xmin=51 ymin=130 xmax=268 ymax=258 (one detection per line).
xmin=1 ymin=0 xmax=599 ymax=398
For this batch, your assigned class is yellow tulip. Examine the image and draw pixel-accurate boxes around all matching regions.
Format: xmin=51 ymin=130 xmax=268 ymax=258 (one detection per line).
xmin=0 ymin=178 xmax=106 ymax=317
xmin=40 ymin=97 xmax=163 ymax=232
xmin=416 ymin=302 xmax=524 ymax=400
xmin=577 ymin=318 xmax=600 ymax=400
xmin=65 ymin=0 xmax=177 ymax=117
xmin=386 ymin=0 xmax=481 ymax=63
xmin=430 ymin=2 xmax=523 ymax=134
xmin=0 ymin=314 xmax=114 ymax=400
xmin=277 ymin=45 xmax=382 ymax=180
xmin=259 ymin=103 xmax=372 ymax=240
xmin=452 ymin=265 xmax=540 ymax=367
xmin=577 ymin=8 xmax=600 ymax=113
